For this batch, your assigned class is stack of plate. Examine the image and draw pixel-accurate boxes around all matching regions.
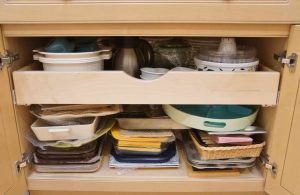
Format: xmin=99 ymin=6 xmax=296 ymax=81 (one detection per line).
xmin=109 ymin=125 xmax=179 ymax=168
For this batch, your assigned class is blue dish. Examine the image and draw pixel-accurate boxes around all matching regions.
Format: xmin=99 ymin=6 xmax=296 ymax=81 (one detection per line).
xmin=111 ymin=142 xmax=176 ymax=163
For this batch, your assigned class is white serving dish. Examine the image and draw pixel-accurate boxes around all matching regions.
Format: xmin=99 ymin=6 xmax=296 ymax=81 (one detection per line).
xmin=194 ymin=58 xmax=259 ymax=72
xmin=33 ymin=48 xmax=111 ymax=58
xmin=33 ymin=49 xmax=112 ymax=71
xmin=163 ymin=105 xmax=258 ymax=132
xmin=31 ymin=117 xmax=99 ymax=141
xmin=41 ymin=56 xmax=105 ymax=71
xmin=140 ymin=67 xmax=168 ymax=80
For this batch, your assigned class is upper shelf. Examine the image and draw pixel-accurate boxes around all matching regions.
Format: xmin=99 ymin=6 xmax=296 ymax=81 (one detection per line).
xmin=0 ymin=1 xmax=300 ymax=24
xmin=13 ymin=64 xmax=280 ymax=105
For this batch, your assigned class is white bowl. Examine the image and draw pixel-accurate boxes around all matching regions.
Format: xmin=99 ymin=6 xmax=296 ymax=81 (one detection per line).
xmin=171 ymin=67 xmax=196 ymax=72
xmin=140 ymin=67 xmax=169 ymax=80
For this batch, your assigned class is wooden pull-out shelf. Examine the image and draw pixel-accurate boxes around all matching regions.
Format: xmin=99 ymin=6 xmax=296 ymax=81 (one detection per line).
xmin=13 ymin=64 xmax=280 ymax=105
xmin=27 ymin=149 xmax=264 ymax=192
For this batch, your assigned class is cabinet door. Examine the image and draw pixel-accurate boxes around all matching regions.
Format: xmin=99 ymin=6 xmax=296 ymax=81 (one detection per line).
xmin=265 ymin=25 xmax=300 ymax=194
xmin=0 ymin=26 xmax=28 ymax=195
xmin=0 ymin=111 xmax=14 ymax=195
xmin=279 ymin=76 xmax=300 ymax=194
xmin=0 ymin=1 xmax=300 ymax=23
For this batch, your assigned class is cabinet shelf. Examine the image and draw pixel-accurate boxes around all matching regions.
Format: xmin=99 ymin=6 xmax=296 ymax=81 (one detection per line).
xmin=27 ymin=150 xmax=264 ymax=192
xmin=13 ymin=64 xmax=280 ymax=105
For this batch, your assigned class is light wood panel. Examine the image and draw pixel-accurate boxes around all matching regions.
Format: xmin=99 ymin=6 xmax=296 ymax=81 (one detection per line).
xmin=0 ymin=26 xmax=28 ymax=195
xmin=0 ymin=1 xmax=300 ymax=23
xmin=0 ymin=110 xmax=14 ymax=195
xmin=5 ymin=0 xmax=289 ymax=3
xmin=1 ymin=24 xmax=290 ymax=37
xmin=13 ymin=65 xmax=280 ymax=105
xmin=30 ymin=191 xmax=266 ymax=195
xmin=27 ymin=149 xmax=264 ymax=192
xmin=280 ymin=81 xmax=300 ymax=194
xmin=264 ymin=25 xmax=300 ymax=195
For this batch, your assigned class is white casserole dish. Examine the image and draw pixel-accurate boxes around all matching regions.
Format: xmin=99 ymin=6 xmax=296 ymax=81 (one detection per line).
xmin=31 ymin=117 xmax=99 ymax=141
xmin=33 ymin=49 xmax=112 ymax=71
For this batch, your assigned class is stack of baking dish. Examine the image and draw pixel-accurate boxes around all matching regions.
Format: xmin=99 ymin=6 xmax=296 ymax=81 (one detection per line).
xmin=28 ymin=104 xmax=120 ymax=173
xmin=109 ymin=125 xmax=180 ymax=168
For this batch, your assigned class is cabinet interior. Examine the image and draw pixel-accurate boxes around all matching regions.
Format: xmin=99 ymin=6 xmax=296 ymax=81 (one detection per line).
xmin=4 ymin=35 xmax=287 ymax=192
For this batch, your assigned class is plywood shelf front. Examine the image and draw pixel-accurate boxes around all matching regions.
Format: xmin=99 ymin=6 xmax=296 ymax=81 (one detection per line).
xmin=13 ymin=64 xmax=280 ymax=105
xmin=27 ymin=152 xmax=264 ymax=192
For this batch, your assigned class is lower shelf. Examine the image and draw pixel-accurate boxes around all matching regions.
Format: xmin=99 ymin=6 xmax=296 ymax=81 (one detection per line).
xmin=27 ymin=149 xmax=265 ymax=192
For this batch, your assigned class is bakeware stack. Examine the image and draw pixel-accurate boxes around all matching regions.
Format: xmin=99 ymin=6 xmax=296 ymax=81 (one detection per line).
xmin=109 ymin=125 xmax=179 ymax=168
xmin=33 ymin=137 xmax=105 ymax=173
xmin=181 ymin=129 xmax=265 ymax=174
xmin=28 ymin=104 xmax=119 ymax=173
xmin=182 ymin=132 xmax=257 ymax=170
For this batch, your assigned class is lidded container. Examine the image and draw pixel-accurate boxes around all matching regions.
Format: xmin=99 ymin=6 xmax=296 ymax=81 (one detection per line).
xmin=194 ymin=38 xmax=259 ymax=72
xmin=33 ymin=37 xmax=112 ymax=71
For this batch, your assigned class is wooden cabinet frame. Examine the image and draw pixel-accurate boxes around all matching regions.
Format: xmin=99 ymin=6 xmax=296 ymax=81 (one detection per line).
xmin=0 ymin=24 xmax=300 ymax=194
xmin=1 ymin=1 xmax=300 ymax=23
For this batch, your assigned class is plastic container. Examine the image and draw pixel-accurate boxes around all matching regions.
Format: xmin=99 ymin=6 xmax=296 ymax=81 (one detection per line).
xmin=194 ymin=38 xmax=259 ymax=72
xmin=31 ymin=117 xmax=99 ymax=141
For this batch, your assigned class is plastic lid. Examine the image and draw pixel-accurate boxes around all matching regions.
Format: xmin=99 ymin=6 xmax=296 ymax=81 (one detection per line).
xmin=195 ymin=38 xmax=257 ymax=63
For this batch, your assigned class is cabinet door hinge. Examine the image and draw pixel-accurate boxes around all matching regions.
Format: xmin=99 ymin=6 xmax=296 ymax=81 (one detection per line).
xmin=260 ymin=153 xmax=277 ymax=178
xmin=274 ymin=51 xmax=298 ymax=72
xmin=16 ymin=153 xmax=31 ymax=173
xmin=0 ymin=50 xmax=19 ymax=70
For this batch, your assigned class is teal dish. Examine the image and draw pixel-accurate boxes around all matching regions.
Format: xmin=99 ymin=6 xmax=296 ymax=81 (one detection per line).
xmin=173 ymin=105 xmax=257 ymax=119
xmin=163 ymin=105 xmax=259 ymax=131
xmin=44 ymin=38 xmax=75 ymax=53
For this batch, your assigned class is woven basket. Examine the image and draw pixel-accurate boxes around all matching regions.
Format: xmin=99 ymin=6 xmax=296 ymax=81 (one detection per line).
xmin=189 ymin=131 xmax=265 ymax=160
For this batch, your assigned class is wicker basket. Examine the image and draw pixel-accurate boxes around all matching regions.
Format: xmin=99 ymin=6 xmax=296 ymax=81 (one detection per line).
xmin=189 ymin=131 xmax=265 ymax=160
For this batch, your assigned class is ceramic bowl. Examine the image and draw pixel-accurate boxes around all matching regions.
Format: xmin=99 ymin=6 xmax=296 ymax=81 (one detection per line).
xmin=140 ymin=67 xmax=169 ymax=80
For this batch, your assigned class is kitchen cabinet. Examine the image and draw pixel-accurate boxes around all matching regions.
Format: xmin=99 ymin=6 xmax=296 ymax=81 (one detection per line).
xmin=0 ymin=1 xmax=300 ymax=23
xmin=0 ymin=23 xmax=300 ymax=195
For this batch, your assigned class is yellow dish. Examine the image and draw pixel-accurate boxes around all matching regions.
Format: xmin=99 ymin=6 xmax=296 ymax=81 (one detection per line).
xmin=111 ymin=125 xmax=171 ymax=142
